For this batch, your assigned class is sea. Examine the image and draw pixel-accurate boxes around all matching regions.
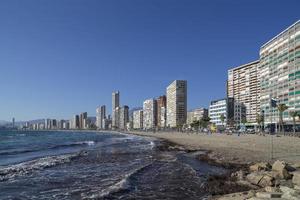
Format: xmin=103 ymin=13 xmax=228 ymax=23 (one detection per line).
xmin=0 ymin=130 xmax=227 ymax=200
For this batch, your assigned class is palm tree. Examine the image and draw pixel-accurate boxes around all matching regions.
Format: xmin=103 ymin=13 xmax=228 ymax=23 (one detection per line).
xmin=289 ymin=111 xmax=298 ymax=135
xmin=256 ymin=113 xmax=262 ymax=133
xmin=220 ymin=114 xmax=225 ymax=127
xmin=277 ymin=104 xmax=288 ymax=134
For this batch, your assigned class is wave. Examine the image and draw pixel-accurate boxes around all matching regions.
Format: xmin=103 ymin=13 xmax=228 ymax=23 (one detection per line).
xmin=0 ymin=141 xmax=96 ymax=156
xmin=83 ymin=162 xmax=153 ymax=199
xmin=0 ymin=150 xmax=88 ymax=182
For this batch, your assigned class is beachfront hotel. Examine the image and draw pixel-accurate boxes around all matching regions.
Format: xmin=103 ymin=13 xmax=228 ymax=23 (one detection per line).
xmin=259 ymin=20 xmax=300 ymax=125
xmin=227 ymin=60 xmax=260 ymax=125
xmin=166 ymin=80 xmax=187 ymax=128
xmin=143 ymin=98 xmax=157 ymax=129
xmin=112 ymin=91 xmax=120 ymax=129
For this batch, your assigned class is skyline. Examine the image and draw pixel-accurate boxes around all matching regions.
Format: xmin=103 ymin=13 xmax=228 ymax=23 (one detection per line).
xmin=1 ymin=0 xmax=300 ymax=121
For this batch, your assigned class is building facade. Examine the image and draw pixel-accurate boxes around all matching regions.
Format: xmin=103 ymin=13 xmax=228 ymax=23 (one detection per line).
xmin=209 ymin=98 xmax=234 ymax=126
xmin=143 ymin=99 xmax=157 ymax=129
xmin=156 ymin=95 xmax=166 ymax=128
xmin=166 ymin=80 xmax=187 ymax=128
xmin=133 ymin=110 xmax=143 ymax=129
xmin=227 ymin=60 xmax=260 ymax=124
xmin=259 ymin=20 xmax=300 ymax=125
xmin=112 ymin=91 xmax=120 ymax=129
xmin=96 ymin=105 xmax=106 ymax=129
xmin=79 ymin=112 xmax=87 ymax=129
xmin=187 ymin=108 xmax=208 ymax=124
xmin=119 ymin=105 xmax=129 ymax=130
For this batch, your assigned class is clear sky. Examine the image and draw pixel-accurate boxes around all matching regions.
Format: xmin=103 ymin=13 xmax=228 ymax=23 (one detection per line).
xmin=0 ymin=0 xmax=299 ymax=121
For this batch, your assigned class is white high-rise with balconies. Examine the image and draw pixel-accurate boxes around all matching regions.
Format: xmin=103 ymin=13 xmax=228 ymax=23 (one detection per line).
xmin=166 ymin=80 xmax=187 ymax=128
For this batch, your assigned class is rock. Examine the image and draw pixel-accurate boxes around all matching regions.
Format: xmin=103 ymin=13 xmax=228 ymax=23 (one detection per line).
xmin=292 ymin=171 xmax=300 ymax=186
xmin=272 ymin=160 xmax=292 ymax=179
xmin=256 ymin=191 xmax=282 ymax=198
xmin=292 ymin=162 xmax=300 ymax=169
xmin=246 ymin=172 xmax=274 ymax=187
xmin=264 ymin=186 xmax=280 ymax=193
xmin=216 ymin=191 xmax=255 ymax=200
xmin=249 ymin=162 xmax=271 ymax=172
xmin=280 ymin=186 xmax=300 ymax=200
xmin=231 ymin=170 xmax=244 ymax=180
xmin=294 ymin=185 xmax=300 ymax=191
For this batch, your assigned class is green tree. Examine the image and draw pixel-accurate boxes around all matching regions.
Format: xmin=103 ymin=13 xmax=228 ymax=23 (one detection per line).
xmin=277 ymin=104 xmax=288 ymax=134
xmin=220 ymin=114 xmax=225 ymax=127
xmin=289 ymin=111 xmax=298 ymax=135
xmin=256 ymin=113 xmax=264 ymax=133
xmin=200 ymin=116 xmax=211 ymax=129
xmin=190 ymin=120 xmax=200 ymax=130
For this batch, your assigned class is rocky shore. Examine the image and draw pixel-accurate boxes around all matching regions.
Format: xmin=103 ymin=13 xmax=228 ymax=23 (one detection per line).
xmin=127 ymin=131 xmax=300 ymax=199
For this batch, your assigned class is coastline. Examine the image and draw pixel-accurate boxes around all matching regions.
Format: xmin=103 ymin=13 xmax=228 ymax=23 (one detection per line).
xmin=119 ymin=131 xmax=258 ymax=199
xmin=123 ymin=130 xmax=300 ymax=199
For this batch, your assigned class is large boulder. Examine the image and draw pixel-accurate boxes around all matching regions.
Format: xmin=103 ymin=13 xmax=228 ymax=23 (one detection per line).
xmin=292 ymin=171 xmax=300 ymax=186
xmin=272 ymin=160 xmax=292 ymax=179
xmin=280 ymin=186 xmax=300 ymax=200
xmin=249 ymin=162 xmax=271 ymax=172
xmin=246 ymin=172 xmax=274 ymax=187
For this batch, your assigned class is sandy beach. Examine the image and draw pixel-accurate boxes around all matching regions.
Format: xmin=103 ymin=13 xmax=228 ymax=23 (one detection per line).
xmin=127 ymin=131 xmax=300 ymax=165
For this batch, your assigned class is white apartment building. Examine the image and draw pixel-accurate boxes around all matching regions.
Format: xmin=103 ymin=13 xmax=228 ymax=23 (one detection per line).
xmin=166 ymin=80 xmax=187 ymax=128
xmin=143 ymin=99 xmax=157 ymax=129
xmin=133 ymin=110 xmax=143 ymax=129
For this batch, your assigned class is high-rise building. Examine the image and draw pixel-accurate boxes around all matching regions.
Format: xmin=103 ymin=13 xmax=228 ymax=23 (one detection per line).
xmin=133 ymin=110 xmax=143 ymax=129
xmin=112 ymin=91 xmax=120 ymax=129
xmin=156 ymin=95 xmax=166 ymax=128
xmin=12 ymin=118 xmax=15 ymax=128
xmin=79 ymin=112 xmax=87 ymax=129
xmin=209 ymin=98 xmax=234 ymax=126
xmin=186 ymin=108 xmax=208 ymax=124
xmin=227 ymin=60 xmax=260 ymax=124
xmin=209 ymin=98 xmax=245 ymax=127
xmin=119 ymin=105 xmax=129 ymax=130
xmin=259 ymin=20 xmax=300 ymax=125
xmin=96 ymin=105 xmax=106 ymax=129
xmin=50 ymin=119 xmax=57 ymax=129
xmin=45 ymin=118 xmax=51 ymax=129
xmin=166 ymin=80 xmax=187 ymax=128
xmin=143 ymin=99 xmax=157 ymax=129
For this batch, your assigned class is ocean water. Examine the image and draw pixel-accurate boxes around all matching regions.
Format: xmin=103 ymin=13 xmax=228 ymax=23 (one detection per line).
xmin=0 ymin=131 xmax=226 ymax=200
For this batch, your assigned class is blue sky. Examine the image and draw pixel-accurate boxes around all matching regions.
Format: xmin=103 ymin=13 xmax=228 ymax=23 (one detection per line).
xmin=0 ymin=0 xmax=299 ymax=121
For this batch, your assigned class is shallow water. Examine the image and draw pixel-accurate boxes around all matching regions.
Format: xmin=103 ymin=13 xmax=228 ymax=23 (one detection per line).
xmin=0 ymin=130 xmax=226 ymax=199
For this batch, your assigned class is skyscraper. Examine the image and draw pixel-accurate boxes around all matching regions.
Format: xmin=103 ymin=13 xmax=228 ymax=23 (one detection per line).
xmin=119 ymin=105 xmax=129 ymax=130
xmin=112 ymin=91 xmax=120 ymax=129
xmin=259 ymin=20 xmax=300 ymax=125
xmin=156 ymin=95 xmax=166 ymax=129
xmin=96 ymin=105 xmax=106 ymax=129
xmin=79 ymin=112 xmax=87 ymax=129
xmin=143 ymin=98 xmax=157 ymax=129
xmin=12 ymin=118 xmax=15 ymax=128
xmin=133 ymin=109 xmax=143 ymax=129
xmin=166 ymin=80 xmax=187 ymax=128
xmin=227 ymin=60 xmax=260 ymax=124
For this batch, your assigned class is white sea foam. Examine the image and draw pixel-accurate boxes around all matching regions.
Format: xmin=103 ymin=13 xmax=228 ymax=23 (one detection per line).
xmin=83 ymin=163 xmax=153 ymax=199
xmin=0 ymin=152 xmax=84 ymax=182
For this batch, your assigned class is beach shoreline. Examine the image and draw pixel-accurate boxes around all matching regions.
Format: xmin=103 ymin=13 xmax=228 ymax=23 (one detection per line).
xmin=122 ymin=130 xmax=300 ymax=199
